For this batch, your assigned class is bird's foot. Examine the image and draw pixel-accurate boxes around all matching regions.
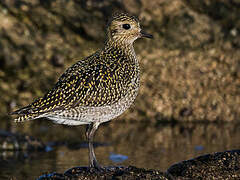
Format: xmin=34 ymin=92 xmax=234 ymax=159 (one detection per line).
xmin=90 ymin=160 xmax=105 ymax=172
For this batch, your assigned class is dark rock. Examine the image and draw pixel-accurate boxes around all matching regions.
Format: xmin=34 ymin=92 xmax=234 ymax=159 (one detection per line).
xmin=37 ymin=150 xmax=240 ymax=179
xmin=37 ymin=172 xmax=66 ymax=180
xmin=38 ymin=166 xmax=171 ymax=180
xmin=167 ymin=150 xmax=240 ymax=179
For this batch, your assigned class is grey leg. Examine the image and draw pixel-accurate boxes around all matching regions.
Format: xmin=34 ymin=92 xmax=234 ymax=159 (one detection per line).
xmin=86 ymin=122 xmax=102 ymax=170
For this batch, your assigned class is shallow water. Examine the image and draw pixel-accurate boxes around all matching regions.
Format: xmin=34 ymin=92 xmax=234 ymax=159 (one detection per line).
xmin=1 ymin=120 xmax=240 ymax=179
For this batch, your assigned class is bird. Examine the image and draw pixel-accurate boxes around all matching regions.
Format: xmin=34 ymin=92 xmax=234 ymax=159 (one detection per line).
xmin=10 ymin=12 xmax=153 ymax=170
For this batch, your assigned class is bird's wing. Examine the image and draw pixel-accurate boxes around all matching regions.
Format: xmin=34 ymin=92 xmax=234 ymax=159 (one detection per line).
xmin=11 ymin=47 xmax=131 ymax=119
xmin=10 ymin=53 xmax=100 ymax=116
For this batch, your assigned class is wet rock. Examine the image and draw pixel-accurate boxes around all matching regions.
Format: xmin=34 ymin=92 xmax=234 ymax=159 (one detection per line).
xmin=37 ymin=150 xmax=240 ymax=179
xmin=38 ymin=166 xmax=171 ymax=180
xmin=167 ymin=150 xmax=240 ymax=179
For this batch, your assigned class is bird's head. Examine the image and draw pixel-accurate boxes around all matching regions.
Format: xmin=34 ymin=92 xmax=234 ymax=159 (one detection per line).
xmin=106 ymin=13 xmax=153 ymax=46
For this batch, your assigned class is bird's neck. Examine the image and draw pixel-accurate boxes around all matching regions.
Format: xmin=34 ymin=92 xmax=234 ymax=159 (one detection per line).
xmin=104 ymin=39 xmax=136 ymax=59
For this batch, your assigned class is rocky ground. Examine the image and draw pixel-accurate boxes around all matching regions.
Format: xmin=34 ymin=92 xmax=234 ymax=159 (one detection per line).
xmin=37 ymin=150 xmax=240 ymax=179
xmin=1 ymin=0 xmax=240 ymax=126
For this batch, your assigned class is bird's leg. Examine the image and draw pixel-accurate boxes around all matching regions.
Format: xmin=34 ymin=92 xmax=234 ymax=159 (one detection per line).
xmin=85 ymin=122 xmax=102 ymax=170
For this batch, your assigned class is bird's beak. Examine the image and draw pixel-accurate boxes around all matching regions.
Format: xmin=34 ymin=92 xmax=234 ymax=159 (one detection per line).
xmin=140 ymin=30 xmax=153 ymax=39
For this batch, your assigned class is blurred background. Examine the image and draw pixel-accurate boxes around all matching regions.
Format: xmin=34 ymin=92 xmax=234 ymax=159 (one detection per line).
xmin=0 ymin=0 xmax=240 ymax=179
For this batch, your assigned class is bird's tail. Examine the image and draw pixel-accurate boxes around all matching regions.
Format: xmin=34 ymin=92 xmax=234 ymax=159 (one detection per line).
xmin=9 ymin=105 xmax=40 ymax=122
xmin=12 ymin=113 xmax=40 ymax=122
xmin=9 ymin=106 xmax=39 ymax=122
xmin=9 ymin=105 xmax=33 ymax=116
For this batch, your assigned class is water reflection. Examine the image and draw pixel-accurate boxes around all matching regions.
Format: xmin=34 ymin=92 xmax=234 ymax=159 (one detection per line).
xmin=109 ymin=153 xmax=128 ymax=163
xmin=1 ymin=120 xmax=240 ymax=179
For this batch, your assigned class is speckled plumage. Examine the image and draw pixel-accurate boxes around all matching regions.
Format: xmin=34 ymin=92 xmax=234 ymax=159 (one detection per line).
xmin=11 ymin=13 xmax=152 ymax=169
xmin=11 ymin=13 xmax=153 ymax=126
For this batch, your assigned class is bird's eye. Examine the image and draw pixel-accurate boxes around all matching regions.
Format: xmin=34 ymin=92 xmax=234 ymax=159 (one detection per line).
xmin=122 ymin=24 xmax=131 ymax=30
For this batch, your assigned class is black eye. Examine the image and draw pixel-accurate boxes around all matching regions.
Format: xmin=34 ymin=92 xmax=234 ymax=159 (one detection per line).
xmin=122 ymin=24 xmax=131 ymax=30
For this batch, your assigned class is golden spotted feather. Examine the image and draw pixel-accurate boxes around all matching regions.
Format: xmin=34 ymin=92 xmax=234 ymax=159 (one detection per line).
xmin=10 ymin=12 xmax=152 ymax=124
xmin=11 ymin=45 xmax=138 ymax=122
